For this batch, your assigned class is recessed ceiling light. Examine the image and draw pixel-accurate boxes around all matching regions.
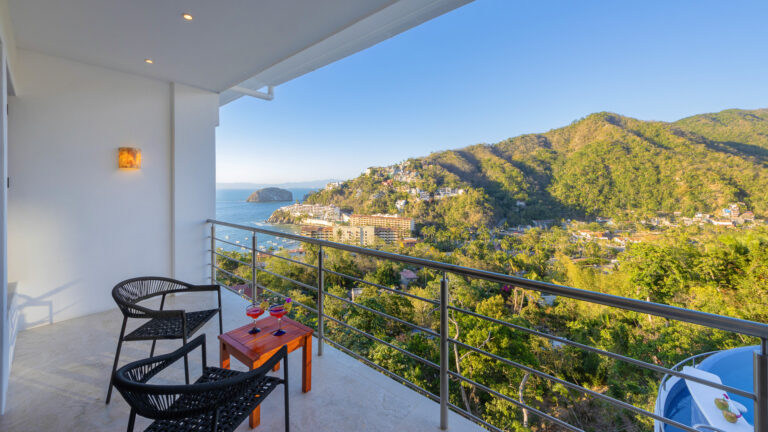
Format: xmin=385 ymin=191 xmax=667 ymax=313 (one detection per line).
xmin=144 ymin=58 xmax=154 ymax=64
xmin=182 ymin=13 xmax=193 ymax=21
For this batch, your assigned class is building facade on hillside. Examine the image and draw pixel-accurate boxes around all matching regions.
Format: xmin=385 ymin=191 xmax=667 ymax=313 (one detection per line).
xmin=434 ymin=187 xmax=465 ymax=199
xmin=349 ymin=214 xmax=414 ymax=238
xmin=279 ymin=203 xmax=343 ymax=222
xmin=333 ymin=226 xmax=373 ymax=246
xmin=331 ymin=225 xmax=397 ymax=246
xmin=300 ymin=225 xmax=333 ymax=241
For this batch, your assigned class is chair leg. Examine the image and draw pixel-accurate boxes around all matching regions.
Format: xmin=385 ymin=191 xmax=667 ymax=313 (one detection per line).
xmin=218 ymin=310 xmax=223 ymax=335
xmin=284 ymin=357 xmax=290 ymax=432
xmin=217 ymin=289 xmax=223 ymax=335
xmin=150 ymin=339 xmax=157 ymax=357
xmin=127 ymin=409 xmax=136 ymax=432
xmin=183 ymin=335 xmax=190 ymax=385
xmin=210 ymin=408 xmax=220 ymax=432
xmin=106 ymin=316 xmax=128 ymax=404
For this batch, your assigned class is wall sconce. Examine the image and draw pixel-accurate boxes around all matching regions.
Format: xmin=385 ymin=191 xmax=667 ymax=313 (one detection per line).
xmin=118 ymin=147 xmax=141 ymax=169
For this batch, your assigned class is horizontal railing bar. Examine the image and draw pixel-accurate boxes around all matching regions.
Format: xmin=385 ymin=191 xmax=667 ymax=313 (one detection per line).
xmin=323 ymin=314 xmax=439 ymax=370
xmin=323 ymin=268 xmax=440 ymax=305
xmin=255 ymin=283 xmax=318 ymax=315
xmin=213 ymin=236 xmax=252 ymax=250
xmin=256 ymin=248 xmax=318 ymax=270
xmin=213 ymin=266 xmax=251 ymax=285
xmin=445 ymin=402 xmax=504 ymax=432
xmin=448 ymin=337 xmax=701 ymax=431
xmin=256 ymin=267 xmax=318 ymax=292
xmin=323 ymin=337 xmax=440 ymax=404
xmin=212 ymin=250 xmax=251 ymax=267
xmin=324 ymin=290 xmax=440 ymax=337
xmin=209 ymin=219 xmax=768 ymax=338
xmin=447 ymin=305 xmax=755 ymax=400
xmin=217 ymin=282 xmax=252 ymax=301
xmin=447 ymin=370 xmax=583 ymax=432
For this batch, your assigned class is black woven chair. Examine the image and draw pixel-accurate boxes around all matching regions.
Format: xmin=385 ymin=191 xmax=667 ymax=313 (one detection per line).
xmin=106 ymin=277 xmax=223 ymax=404
xmin=113 ymin=335 xmax=289 ymax=432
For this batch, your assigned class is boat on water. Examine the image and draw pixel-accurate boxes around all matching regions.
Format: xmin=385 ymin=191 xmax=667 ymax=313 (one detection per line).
xmin=655 ymin=346 xmax=757 ymax=431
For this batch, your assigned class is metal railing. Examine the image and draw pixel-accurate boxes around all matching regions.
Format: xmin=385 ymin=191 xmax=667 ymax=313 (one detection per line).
xmin=207 ymin=219 xmax=768 ymax=432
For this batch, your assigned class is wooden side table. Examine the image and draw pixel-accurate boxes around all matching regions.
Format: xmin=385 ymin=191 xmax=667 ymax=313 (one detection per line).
xmin=219 ymin=316 xmax=313 ymax=428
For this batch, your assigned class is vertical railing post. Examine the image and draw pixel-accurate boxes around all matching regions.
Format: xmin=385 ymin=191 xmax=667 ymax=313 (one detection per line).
xmin=440 ymin=272 xmax=449 ymax=430
xmin=317 ymin=245 xmax=325 ymax=357
xmin=210 ymin=224 xmax=216 ymax=284
xmin=755 ymin=338 xmax=768 ymax=432
xmin=251 ymin=234 xmax=258 ymax=302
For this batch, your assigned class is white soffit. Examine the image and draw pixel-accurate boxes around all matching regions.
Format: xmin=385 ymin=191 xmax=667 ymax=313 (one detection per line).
xmin=220 ymin=0 xmax=473 ymax=106
xmin=7 ymin=0 xmax=472 ymax=105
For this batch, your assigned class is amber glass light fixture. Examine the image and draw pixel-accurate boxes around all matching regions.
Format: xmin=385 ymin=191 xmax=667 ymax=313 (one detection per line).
xmin=118 ymin=147 xmax=141 ymax=169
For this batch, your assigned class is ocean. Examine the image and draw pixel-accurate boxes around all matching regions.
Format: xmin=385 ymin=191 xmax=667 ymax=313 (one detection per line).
xmin=214 ymin=188 xmax=318 ymax=252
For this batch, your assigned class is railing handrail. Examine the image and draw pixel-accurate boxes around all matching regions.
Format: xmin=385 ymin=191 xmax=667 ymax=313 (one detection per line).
xmin=207 ymin=218 xmax=768 ymax=339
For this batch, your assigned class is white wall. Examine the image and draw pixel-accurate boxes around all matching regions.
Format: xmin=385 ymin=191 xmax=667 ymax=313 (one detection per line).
xmin=171 ymin=83 xmax=218 ymax=283
xmin=7 ymin=50 xmax=217 ymax=330
xmin=0 ymin=41 xmax=10 ymax=415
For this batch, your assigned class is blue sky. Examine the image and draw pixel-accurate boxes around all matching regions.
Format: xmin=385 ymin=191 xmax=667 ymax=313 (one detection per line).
xmin=216 ymin=0 xmax=768 ymax=184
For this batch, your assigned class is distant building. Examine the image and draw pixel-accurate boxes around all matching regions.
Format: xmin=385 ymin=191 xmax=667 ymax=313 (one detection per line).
xmin=532 ymin=219 xmax=555 ymax=229
xmin=350 ymin=287 xmax=365 ymax=301
xmin=399 ymin=237 xmax=419 ymax=248
xmin=300 ymin=225 xmax=333 ymax=241
xmin=279 ymin=203 xmax=343 ymax=222
xmin=712 ymin=219 xmax=734 ymax=227
xmin=301 ymin=218 xmax=333 ymax=226
xmin=349 ymin=214 xmax=414 ymax=238
xmin=434 ymin=187 xmax=465 ymax=200
xmin=575 ymin=230 xmax=610 ymax=241
xmin=409 ymin=188 xmax=431 ymax=201
xmin=325 ymin=181 xmax=343 ymax=190
xmin=374 ymin=227 xmax=398 ymax=243
xmin=400 ymin=269 xmax=418 ymax=287
xmin=722 ymin=203 xmax=741 ymax=218
xmin=334 ymin=226 xmax=375 ymax=246
xmin=395 ymin=199 xmax=407 ymax=211
xmin=332 ymin=225 xmax=396 ymax=246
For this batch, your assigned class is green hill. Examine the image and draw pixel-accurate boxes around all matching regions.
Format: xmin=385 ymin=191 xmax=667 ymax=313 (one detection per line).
xmin=304 ymin=108 xmax=768 ymax=234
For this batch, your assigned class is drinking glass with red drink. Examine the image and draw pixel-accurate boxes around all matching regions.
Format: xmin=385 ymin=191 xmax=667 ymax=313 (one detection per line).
xmin=269 ymin=298 xmax=292 ymax=336
xmin=246 ymin=303 xmax=265 ymax=334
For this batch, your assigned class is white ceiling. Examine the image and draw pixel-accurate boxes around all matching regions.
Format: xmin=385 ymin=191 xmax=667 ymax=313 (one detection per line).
xmin=7 ymin=0 xmax=396 ymax=92
xmin=8 ymin=0 xmax=472 ymax=102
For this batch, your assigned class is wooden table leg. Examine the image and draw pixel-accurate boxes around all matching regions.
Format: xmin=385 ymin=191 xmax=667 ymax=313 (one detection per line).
xmin=249 ymin=404 xmax=261 ymax=428
xmin=220 ymin=342 xmax=230 ymax=369
xmin=249 ymin=360 xmax=263 ymax=428
xmin=302 ymin=335 xmax=312 ymax=393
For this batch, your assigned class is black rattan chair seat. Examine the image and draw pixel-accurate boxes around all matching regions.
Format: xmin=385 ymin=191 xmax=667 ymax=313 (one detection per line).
xmin=144 ymin=367 xmax=282 ymax=432
xmin=114 ymin=336 xmax=289 ymax=432
xmin=125 ymin=309 xmax=219 ymax=341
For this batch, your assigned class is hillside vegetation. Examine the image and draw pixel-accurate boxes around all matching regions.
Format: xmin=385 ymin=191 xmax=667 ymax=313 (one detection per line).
xmin=306 ymin=108 xmax=768 ymax=232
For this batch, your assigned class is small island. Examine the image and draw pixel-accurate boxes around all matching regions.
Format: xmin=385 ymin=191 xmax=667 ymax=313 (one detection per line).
xmin=246 ymin=187 xmax=293 ymax=203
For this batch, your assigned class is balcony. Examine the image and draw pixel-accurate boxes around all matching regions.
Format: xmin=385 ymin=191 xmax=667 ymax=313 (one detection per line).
xmin=1 ymin=2 xmax=767 ymax=432
xmin=205 ymin=221 xmax=768 ymax=432
xmin=0 ymin=286 xmax=482 ymax=431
